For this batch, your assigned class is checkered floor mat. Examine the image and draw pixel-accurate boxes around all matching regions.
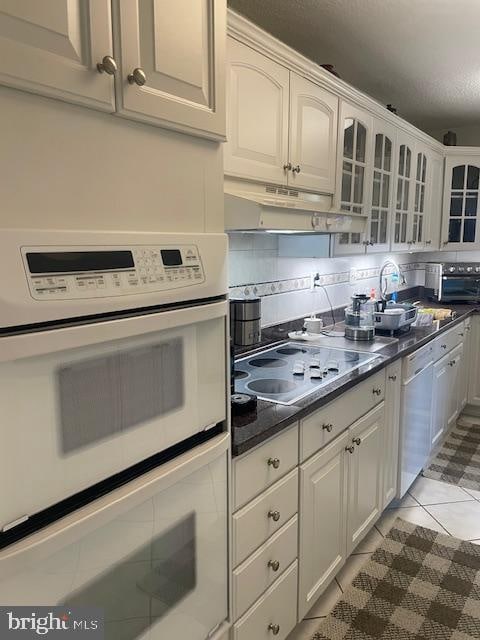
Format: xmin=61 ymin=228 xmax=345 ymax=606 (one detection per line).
xmin=423 ymin=416 xmax=480 ymax=492
xmin=314 ymin=518 xmax=480 ymax=640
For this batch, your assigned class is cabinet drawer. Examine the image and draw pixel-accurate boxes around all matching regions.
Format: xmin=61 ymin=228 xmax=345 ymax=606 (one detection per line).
xmin=233 ymin=515 xmax=298 ymax=620
xmin=233 ymin=424 xmax=299 ymax=510
xmin=434 ymin=324 xmax=464 ymax=360
xmin=233 ymin=561 xmax=298 ymax=640
xmin=233 ymin=469 xmax=298 ymax=566
xmin=300 ymin=370 xmax=385 ymax=462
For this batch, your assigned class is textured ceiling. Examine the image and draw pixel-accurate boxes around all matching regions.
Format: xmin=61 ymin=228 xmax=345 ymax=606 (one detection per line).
xmin=228 ymin=0 xmax=480 ymax=131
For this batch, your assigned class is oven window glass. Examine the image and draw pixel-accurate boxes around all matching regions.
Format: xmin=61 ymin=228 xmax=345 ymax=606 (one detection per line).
xmin=58 ymin=338 xmax=184 ymax=453
xmin=442 ymin=277 xmax=480 ymax=299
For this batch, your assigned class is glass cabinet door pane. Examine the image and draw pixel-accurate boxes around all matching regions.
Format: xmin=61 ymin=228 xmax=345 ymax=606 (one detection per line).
xmin=353 ymin=165 xmax=364 ymax=203
xmin=400 ymin=214 xmax=407 ymax=242
xmin=464 ymin=219 xmax=476 ymax=242
xmin=398 ymin=146 xmax=405 ymax=176
xmin=420 ymin=185 xmax=425 ymax=212
xmin=465 ymin=194 xmax=478 ymax=216
xmin=372 ymin=171 xmax=381 ymax=206
xmin=414 ymin=183 xmax=420 ymax=212
xmin=449 ymin=219 xmax=462 ymax=242
xmin=452 ymin=165 xmax=465 ymax=189
xmin=343 ymin=119 xmax=354 ymax=159
xmin=397 ymin=178 xmax=403 ymax=209
xmin=467 ymin=165 xmax=479 ymax=190
xmin=356 ymin=123 xmax=366 ymax=162
xmin=395 ymin=214 xmax=401 ymax=243
xmin=384 ymin=138 xmax=392 ymax=172
xmin=341 ymin=161 xmax=353 ymax=203
xmin=374 ymin=134 xmax=383 ymax=169
xmin=379 ymin=211 xmax=387 ymax=243
xmin=418 ymin=216 xmax=423 ymax=242
xmin=405 ymin=148 xmax=411 ymax=178
xmin=422 ymin=156 xmax=427 ymax=183
xmin=416 ymin=153 xmax=422 ymax=181
xmin=403 ymin=180 xmax=410 ymax=210
xmin=382 ymin=174 xmax=390 ymax=207
xmin=450 ymin=195 xmax=463 ymax=216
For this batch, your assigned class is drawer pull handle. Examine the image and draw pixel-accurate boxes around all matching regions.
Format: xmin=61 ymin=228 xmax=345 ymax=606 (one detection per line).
xmin=388 ymin=374 xmax=397 ymax=381
xmin=352 ymin=437 xmax=362 ymax=446
xmin=268 ymin=624 xmax=280 ymax=635
xmin=322 ymin=423 xmax=333 ymax=432
xmin=268 ymin=510 xmax=281 ymax=522
xmin=268 ymin=559 xmax=280 ymax=572
xmin=459 ymin=332 xmax=464 ymax=337
xmin=267 ymin=457 xmax=281 ymax=469
xmin=448 ymin=360 xmax=454 ymax=367
xmin=441 ymin=344 xmax=447 ymax=349
xmin=372 ymin=388 xmax=382 ymax=396
xmin=345 ymin=445 xmax=355 ymax=454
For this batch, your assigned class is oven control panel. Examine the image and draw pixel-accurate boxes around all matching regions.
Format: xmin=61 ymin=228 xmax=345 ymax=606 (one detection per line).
xmin=23 ymin=245 xmax=205 ymax=300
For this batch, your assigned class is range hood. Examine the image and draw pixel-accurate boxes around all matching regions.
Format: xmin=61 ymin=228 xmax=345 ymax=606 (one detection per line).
xmin=225 ymin=178 xmax=366 ymax=234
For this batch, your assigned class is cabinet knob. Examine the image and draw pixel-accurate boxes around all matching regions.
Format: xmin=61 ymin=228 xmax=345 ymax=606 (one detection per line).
xmin=292 ymin=165 xmax=301 ymax=173
xmin=441 ymin=344 xmax=447 ymax=349
xmin=372 ymin=388 xmax=382 ymax=396
xmin=268 ymin=624 xmax=280 ymax=635
xmin=345 ymin=445 xmax=355 ymax=454
xmin=388 ymin=375 xmax=397 ymax=381
xmin=268 ymin=510 xmax=281 ymax=522
xmin=96 ymin=55 xmax=117 ymax=75
xmin=283 ymin=162 xmax=293 ymax=172
xmin=128 ymin=67 xmax=147 ymax=86
xmin=267 ymin=457 xmax=280 ymax=469
xmin=322 ymin=423 xmax=333 ymax=433
xmin=459 ymin=332 xmax=464 ymax=337
xmin=352 ymin=437 xmax=362 ymax=446
xmin=448 ymin=360 xmax=455 ymax=367
xmin=268 ymin=559 xmax=280 ymax=572
xmin=425 ymin=240 xmax=432 ymax=245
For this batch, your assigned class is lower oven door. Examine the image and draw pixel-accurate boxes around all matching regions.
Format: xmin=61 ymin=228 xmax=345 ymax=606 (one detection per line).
xmin=441 ymin=276 xmax=480 ymax=302
xmin=0 ymin=299 xmax=227 ymax=532
xmin=0 ymin=433 xmax=229 ymax=640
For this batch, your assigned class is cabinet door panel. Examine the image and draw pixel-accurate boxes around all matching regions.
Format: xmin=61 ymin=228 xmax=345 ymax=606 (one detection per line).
xmin=114 ymin=0 xmax=225 ymax=139
xmin=441 ymin=155 xmax=480 ymax=249
xmin=468 ymin=317 xmax=480 ymax=406
xmin=298 ymin=432 xmax=348 ymax=621
xmin=289 ymin=73 xmax=338 ymax=193
xmin=225 ymin=38 xmax=289 ymax=183
xmin=0 ymin=0 xmax=114 ymax=110
xmin=431 ymin=356 xmax=449 ymax=450
xmin=347 ymin=404 xmax=384 ymax=554
xmin=384 ymin=361 xmax=401 ymax=507
xmin=447 ymin=344 xmax=463 ymax=430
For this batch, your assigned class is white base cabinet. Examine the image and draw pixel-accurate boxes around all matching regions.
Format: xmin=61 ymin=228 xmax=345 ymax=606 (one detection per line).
xmin=468 ymin=317 xmax=480 ymax=407
xmin=383 ymin=361 xmax=401 ymax=507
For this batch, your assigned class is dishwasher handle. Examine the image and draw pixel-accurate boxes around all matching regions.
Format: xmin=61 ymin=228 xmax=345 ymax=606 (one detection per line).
xmin=403 ymin=360 xmax=433 ymax=385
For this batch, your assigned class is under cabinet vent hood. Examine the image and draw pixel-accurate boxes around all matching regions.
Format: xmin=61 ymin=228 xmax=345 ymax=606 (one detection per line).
xmin=224 ymin=179 xmax=366 ymax=234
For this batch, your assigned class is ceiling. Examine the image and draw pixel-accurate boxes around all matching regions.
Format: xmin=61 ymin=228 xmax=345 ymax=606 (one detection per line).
xmin=228 ymin=0 xmax=480 ymax=132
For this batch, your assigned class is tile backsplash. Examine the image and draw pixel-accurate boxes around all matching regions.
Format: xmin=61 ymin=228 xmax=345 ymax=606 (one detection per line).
xmin=228 ymin=233 xmax=432 ymax=327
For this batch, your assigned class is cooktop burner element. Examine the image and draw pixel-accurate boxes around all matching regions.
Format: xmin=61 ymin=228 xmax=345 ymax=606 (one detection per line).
xmin=234 ymin=342 xmax=381 ymax=405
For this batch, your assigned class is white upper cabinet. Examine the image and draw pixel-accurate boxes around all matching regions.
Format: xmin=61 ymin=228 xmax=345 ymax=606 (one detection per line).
xmin=411 ymin=146 xmax=428 ymax=249
xmin=225 ymin=38 xmax=290 ymax=184
xmin=441 ymin=154 xmax=480 ymax=249
xmin=334 ymin=101 xmax=373 ymax=255
xmin=0 ymin=0 xmax=115 ymax=111
xmin=366 ymin=119 xmax=396 ymax=253
xmin=391 ymin=132 xmax=416 ymax=252
xmin=288 ymin=73 xmax=338 ymax=193
xmin=425 ymin=150 xmax=444 ymax=250
xmin=224 ymin=37 xmax=339 ymax=193
xmin=113 ymin=0 xmax=226 ymax=140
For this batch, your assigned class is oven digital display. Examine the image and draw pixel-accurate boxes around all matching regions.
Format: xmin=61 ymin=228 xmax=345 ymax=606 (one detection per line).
xmin=161 ymin=249 xmax=183 ymax=267
xmin=26 ymin=251 xmax=135 ymax=274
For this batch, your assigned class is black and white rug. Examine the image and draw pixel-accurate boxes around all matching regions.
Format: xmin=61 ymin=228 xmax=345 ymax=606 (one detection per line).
xmin=314 ymin=518 xmax=480 ymax=640
xmin=424 ymin=415 xmax=480 ymax=492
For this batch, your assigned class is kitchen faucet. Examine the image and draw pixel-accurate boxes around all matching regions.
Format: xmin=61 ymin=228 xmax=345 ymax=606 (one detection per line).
xmin=379 ymin=259 xmax=406 ymax=300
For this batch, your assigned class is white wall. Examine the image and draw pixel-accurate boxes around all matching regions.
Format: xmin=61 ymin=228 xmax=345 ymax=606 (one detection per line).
xmin=427 ymin=125 xmax=480 ymax=147
xmin=228 ymin=233 xmax=425 ymax=326
xmin=0 ymin=86 xmax=224 ymax=232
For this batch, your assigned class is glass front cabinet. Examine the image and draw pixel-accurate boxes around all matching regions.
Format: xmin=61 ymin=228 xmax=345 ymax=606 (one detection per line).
xmin=441 ymin=154 xmax=480 ymax=249
xmin=334 ymin=102 xmax=373 ymax=255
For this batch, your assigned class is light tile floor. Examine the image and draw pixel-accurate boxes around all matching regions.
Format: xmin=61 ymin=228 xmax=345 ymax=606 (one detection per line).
xmin=286 ymin=432 xmax=480 ymax=639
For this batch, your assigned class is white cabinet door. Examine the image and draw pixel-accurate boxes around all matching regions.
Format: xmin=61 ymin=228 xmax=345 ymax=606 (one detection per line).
xmin=468 ymin=317 xmax=480 ymax=406
xmin=0 ymin=0 xmax=114 ymax=111
xmin=383 ymin=361 xmax=401 ymax=507
xmin=334 ymin=101 xmax=373 ymax=255
xmin=431 ymin=354 xmax=449 ymax=450
xmin=441 ymin=155 xmax=480 ymax=249
xmin=224 ymin=37 xmax=290 ymax=183
xmin=288 ymin=73 xmax=338 ymax=193
xmin=447 ymin=344 xmax=463 ymax=430
xmin=346 ymin=403 xmax=384 ymax=554
xmin=391 ymin=132 xmax=416 ymax=252
xmin=410 ymin=143 xmax=429 ymax=250
xmin=298 ymin=432 xmax=348 ymax=621
xmin=366 ymin=119 xmax=396 ymax=254
xmin=459 ymin=321 xmax=470 ymax=411
xmin=424 ymin=150 xmax=444 ymax=250
xmin=114 ymin=0 xmax=226 ymax=140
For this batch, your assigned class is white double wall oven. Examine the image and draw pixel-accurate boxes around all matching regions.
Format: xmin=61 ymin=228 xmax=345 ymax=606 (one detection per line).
xmin=0 ymin=228 xmax=230 ymax=640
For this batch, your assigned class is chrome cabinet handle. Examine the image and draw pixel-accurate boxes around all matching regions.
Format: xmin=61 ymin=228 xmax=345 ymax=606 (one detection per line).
xmin=372 ymin=388 xmax=382 ymax=396
xmin=267 ymin=457 xmax=280 ymax=469
xmin=352 ymin=437 xmax=361 ymax=446
xmin=268 ymin=510 xmax=281 ymax=522
xmin=283 ymin=162 xmax=293 ymax=171
xmin=96 ymin=55 xmax=117 ymax=75
xmin=322 ymin=423 xmax=333 ymax=433
xmin=292 ymin=165 xmax=301 ymax=173
xmin=459 ymin=332 xmax=464 ymax=337
xmin=345 ymin=445 xmax=355 ymax=454
xmin=388 ymin=375 xmax=397 ymax=381
xmin=268 ymin=624 xmax=280 ymax=635
xmin=268 ymin=559 xmax=280 ymax=572
xmin=425 ymin=240 xmax=432 ymax=245
xmin=128 ymin=67 xmax=147 ymax=86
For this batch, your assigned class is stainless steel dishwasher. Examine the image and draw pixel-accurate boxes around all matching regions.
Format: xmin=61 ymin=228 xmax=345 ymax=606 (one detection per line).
xmin=398 ymin=342 xmax=434 ymax=497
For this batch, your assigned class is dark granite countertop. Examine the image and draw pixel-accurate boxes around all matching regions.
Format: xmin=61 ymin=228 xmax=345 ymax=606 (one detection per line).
xmin=232 ymin=300 xmax=479 ymax=457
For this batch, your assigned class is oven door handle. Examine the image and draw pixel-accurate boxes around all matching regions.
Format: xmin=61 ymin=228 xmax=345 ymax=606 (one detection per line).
xmin=0 ymin=299 xmax=227 ymax=362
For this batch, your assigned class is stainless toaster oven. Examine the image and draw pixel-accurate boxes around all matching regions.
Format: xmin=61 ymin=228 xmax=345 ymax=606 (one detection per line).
xmin=425 ymin=262 xmax=480 ymax=302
